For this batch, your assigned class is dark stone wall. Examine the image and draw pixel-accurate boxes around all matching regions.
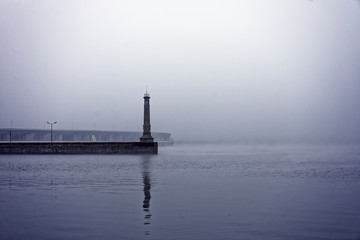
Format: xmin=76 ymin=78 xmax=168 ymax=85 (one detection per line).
xmin=0 ymin=142 xmax=158 ymax=154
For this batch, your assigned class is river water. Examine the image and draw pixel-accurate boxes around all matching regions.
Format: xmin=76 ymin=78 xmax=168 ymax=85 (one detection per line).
xmin=0 ymin=143 xmax=360 ymax=240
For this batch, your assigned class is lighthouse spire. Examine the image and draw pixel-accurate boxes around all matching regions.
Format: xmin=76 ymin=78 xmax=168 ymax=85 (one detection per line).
xmin=140 ymin=90 xmax=154 ymax=143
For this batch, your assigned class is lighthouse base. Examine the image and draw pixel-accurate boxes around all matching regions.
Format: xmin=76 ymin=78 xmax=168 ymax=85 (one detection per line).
xmin=140 ymin=136 xmax=154 ymax=143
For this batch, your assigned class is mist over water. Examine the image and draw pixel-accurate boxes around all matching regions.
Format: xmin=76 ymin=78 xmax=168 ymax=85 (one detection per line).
xmin=1 ymin=0 xmax=360 ymax=143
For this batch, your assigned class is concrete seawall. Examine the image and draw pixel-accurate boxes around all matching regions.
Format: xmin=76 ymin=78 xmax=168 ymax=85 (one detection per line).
xmin=0 ymin=128 xmax=173 ymax=144
xmin=0 ymin=142 xmax=158 ymax=154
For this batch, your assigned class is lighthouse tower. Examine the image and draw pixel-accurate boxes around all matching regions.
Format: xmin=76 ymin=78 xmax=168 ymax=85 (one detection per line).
xmin=140 ymin=91 xmax=154 ymax=143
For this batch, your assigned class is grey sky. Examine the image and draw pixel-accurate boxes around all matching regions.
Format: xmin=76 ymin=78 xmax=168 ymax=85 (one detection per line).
xmin=1 ymin=0 xmax=360 ymax=142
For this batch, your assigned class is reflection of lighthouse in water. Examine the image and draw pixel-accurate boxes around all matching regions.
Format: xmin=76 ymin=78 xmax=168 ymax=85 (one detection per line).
xmin=141 ymin=156 xmax=152 ymax=229
xmin=143 ymin=171 xmax=151 ymax=225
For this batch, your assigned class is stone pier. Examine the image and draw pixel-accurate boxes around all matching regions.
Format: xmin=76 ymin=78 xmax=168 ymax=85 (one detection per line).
xmin=0 ymin=142 xmax=158 ymax=154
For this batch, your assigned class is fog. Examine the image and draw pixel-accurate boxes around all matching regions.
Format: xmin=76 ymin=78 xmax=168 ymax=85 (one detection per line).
xmin=1 ymin=0 xmax=360 ymax=143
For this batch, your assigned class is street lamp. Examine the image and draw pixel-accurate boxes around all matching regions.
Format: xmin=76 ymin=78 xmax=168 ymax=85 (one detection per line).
xmin=47 ymin=121 xmax=58 ymax=144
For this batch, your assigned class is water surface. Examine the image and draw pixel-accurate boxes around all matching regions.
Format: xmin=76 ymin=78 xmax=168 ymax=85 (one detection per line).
xmin=0 ymin=144 xmax=360 ymax=239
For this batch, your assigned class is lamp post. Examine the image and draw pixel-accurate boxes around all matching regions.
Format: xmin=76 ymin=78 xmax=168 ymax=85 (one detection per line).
xmin=10 ymin=119 xmax=13 ymax=144
xmin=47 ymin=121 xmax=58 ymax=144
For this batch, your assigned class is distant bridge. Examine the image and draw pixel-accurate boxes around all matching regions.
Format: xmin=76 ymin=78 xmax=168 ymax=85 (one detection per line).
xmin=0 ymin=128 xmax=173 ymax=145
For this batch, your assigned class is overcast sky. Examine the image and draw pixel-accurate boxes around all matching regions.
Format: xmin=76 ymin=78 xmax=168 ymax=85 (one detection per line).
xmin=1 ymin=0 xmax=360 ymax=142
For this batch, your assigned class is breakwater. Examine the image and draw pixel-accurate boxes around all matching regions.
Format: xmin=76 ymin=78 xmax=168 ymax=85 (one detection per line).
xmin=0 ymin=128 xmax=172 ymax=144
xmin=0 ymin=142 xmax=158 ymax=154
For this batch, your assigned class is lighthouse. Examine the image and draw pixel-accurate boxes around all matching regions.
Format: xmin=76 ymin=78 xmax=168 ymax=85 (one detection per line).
xmin=140 ymin=91 xmax=154 ymax=143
